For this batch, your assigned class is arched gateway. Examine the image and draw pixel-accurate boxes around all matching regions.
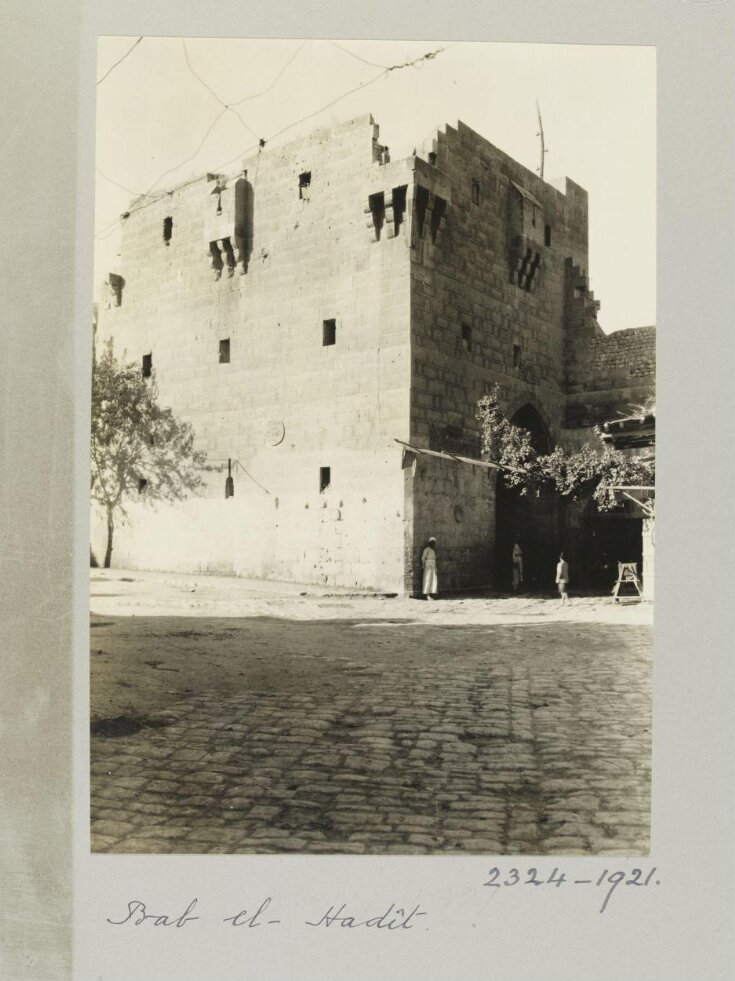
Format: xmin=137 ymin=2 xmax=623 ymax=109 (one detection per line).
xmin=494 ymin=403 xmax=561 ymax=592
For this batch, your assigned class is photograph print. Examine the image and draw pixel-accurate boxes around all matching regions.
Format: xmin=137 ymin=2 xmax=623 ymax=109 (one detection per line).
xmin=90 ymin=37 xmax=656 ymax=856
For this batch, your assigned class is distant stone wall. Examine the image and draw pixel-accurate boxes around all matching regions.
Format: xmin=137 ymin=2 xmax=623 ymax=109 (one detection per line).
xmin=565 ymin=326 xmax=656 ymax=426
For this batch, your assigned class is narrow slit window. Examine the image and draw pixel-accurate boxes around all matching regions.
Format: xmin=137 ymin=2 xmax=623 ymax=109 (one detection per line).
xmin=462 ymin=324 xmax=472 ymax=352
xmin=430 ymin=195 xmax=447 ymax=242
xmin=163 ymin=216 xmax=173 ymax=244
xmin=219 ymin=338 xmax=231 ymax=363
xmin=368 ymin=191 xmax=385 ymax=241
xmin=415 ymin=186 xmax=429 ymax=239
xmin=392 ymin=185 xmax=407 ymax=235
xmin=108 ymin=272 xmax=124 ymax=307
xmin=142 ymin=353 xmax=152 ymax=379
xmin=322 ymin=319 xmax=336 ymax=346
xmin=319 ymin=466 xmax=331 ymax=493
xmin=471 ymin=179 xmax=480 ymax=205
xmin=513 ymin=344 xmax=522 ymax=368
xmin=545 ymin=224 xmax=552 ymax=246
xmin=299 ymin=171 xmax=311 ymax=199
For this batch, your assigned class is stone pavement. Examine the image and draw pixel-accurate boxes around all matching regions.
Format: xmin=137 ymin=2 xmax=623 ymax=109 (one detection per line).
xmin=90 ymin=572 xmax=652 ymax=855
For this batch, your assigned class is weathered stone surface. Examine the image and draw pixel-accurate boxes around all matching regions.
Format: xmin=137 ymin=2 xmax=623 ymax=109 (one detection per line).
xmin=90 ymin=597 xmax=651 ymax=855
xmin=93 ymin=116 xmax=654 ymax=596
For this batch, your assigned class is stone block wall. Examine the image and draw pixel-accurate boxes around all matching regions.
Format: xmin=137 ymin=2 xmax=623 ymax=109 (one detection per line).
xmin=565 ymin=325 xmax=656 ymax=426
xmin=409 ymin=456 xmax=495 ymax=594
xmin=407 ymin=121 xmax=591 ymax=589
xmin=94 ymin=112 xmax=655 ymax=594
xmin=94 ymin=115 xmax=413 ymax=591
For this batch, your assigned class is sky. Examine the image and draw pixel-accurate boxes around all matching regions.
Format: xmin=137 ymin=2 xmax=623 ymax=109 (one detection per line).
xmin=95 ymin=38 xmax=656 ymax=331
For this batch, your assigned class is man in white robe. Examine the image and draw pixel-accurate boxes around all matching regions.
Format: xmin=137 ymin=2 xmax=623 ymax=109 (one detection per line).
xmin=421 ymin=537 xmax=438 ymax=600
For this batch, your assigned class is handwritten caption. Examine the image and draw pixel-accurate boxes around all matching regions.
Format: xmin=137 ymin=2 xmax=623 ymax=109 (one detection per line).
xmin=483 ymin=866 xmax=660 ymax=913
xmin=104 ymin=866 xmax=661 ymax=933
xmin=106 ymin=897 xmax=426 ymax=931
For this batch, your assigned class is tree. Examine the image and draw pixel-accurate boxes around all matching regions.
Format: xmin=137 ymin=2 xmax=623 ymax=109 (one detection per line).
xmin=91 ymin=343 xmax=206 ymax=568
xmin=476 ymin=386 xmax=654 ymax=510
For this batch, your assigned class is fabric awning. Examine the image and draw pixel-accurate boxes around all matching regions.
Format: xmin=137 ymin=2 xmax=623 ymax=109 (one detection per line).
xmin=394 ymin=439 xmax=526 ymax=475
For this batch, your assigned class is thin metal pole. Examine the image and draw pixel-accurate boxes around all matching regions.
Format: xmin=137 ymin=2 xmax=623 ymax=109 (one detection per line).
xmin=536 ymin=100 xmax=547 ymax=180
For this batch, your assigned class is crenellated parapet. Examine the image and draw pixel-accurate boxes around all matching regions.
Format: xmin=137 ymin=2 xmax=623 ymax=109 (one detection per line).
xmin=563 ymin=258 xmax=602 ymax=338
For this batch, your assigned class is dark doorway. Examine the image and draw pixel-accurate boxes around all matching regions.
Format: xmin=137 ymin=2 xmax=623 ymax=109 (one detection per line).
xmin=587 ymin=515 xmax=643 ymax=590
xmin=494 ymin=404 xmax=560 ymax=591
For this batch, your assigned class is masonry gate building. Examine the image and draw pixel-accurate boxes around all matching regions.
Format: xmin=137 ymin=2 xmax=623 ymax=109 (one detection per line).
xmin=93 ymin=114 xmax=655 ymax=594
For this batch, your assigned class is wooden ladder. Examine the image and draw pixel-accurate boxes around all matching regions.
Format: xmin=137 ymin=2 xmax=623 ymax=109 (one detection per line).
xmin=612 ymin=562 xmax=643 ymax=603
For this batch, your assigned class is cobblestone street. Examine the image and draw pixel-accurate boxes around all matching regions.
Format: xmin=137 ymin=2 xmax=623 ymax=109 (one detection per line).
xmin=90 ymin=571 xmax=652 ymax=855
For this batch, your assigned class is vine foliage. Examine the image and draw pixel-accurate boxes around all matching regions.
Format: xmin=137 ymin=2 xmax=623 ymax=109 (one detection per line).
xmin=476 ymin=386 xmax=654 ymax=510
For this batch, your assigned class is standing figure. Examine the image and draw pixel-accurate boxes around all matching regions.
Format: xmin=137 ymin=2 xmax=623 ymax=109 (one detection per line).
xmin=512 ymin=542 xmax=524 ymax=592
xmin=555 ymin=551 xmax=570 ymax=605
xmin=421 ymin=537 xmax=438 ymax=600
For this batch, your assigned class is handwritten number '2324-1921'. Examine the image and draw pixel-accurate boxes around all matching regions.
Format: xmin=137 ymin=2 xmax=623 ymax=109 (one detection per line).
xmin=483 ymin=867 xmax=659 ymax=914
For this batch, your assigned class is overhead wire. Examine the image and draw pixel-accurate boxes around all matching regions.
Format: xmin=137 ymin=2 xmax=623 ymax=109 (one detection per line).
xmin=182 ymin=39 xmax=260 ymax=141
xmin=228 ymin=39 xmax=309 ymax=107
xmin=263 ymin=45 xmax=450 ymax=148
xmin=96 ymin=37 xmax=143 ymax=86
xmin=139 ymin=106 xmax=229 ymax=199
xmin=264 ymin=69 xmax=387 ymax=145
xmin=95 ymin=220 xmax=125 ymax=243
xmin=95 ymin=166 xmax=142 ymax=197
xmin=328 ymin=40 xmax=391 ymax=70
xmin=96 ymin=39 xmax=267 ymax=216
xmin=95 ymin=42 xmax=453 ymax=237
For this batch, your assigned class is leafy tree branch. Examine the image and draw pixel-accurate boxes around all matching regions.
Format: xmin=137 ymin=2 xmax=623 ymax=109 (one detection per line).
xmin=91 ymin=342 xmax=206 ymax=567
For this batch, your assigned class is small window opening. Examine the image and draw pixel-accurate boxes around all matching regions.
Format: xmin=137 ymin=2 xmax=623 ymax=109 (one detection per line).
xmin=415 ymin=186 xmax=429 ymax=239
xmin=163 ymin=216 xmax=173 ymax=245
xmin=142 ymin=353 xmax=152 ymax=379
xmin=525 ymin=252 xmax=541 ymax=290
xmin=221 ymin=237 xmax=236 ymax=275
xmin=428 ymin=151 xmax=437 ymax=166
xmin=107 ymin=272 xmax=124 ymax=307
xmin=137 ymin=478 xmax=148 ymax=494
xmin=513 ymin=344 xmax=522 ymax=368
xmin=545 ymin=224 xmax=552 ymax=246
xmin=299 ymin=171 xmax=311 ymax=199
xmin=392 ymin=185 xmax=407 ymax=235
xmin=219 ymin=338 xmax=230 ymax=363
xmin=210 ymin=238 xmax=235 ymax=279
xmin=319 ymin=467 xmax=331 ymax=493
xmin=516 ymin=249 xmax=541 ymax=290
xmin=461 ymin=324 xmax=472 ymax=352
xmin=210 ymin=240 xmax=223 ymax=279
xmin=369 ymin=191 xmax=385 ymax=241
xmin=211 ymin=179 xmax=225 ymax=216
xmin=430 ymin=195 xmax=447 ymax=242
xmin=471 ymin=179 xmax=480 ymax=205
xmin=531 ymin=205 xmax=537 ymax=228
xmin=322 ymin=319 xmax=336 ymax=346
